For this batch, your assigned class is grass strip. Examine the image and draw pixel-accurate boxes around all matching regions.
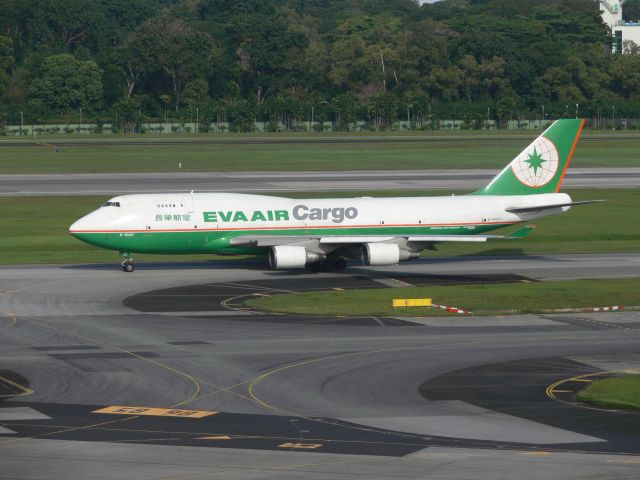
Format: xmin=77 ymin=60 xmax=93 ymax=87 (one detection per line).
xmin=577 ymin=375 xmax=640 ymax=411
xmin=245 ymin=278 xmax=640 ymax=317
xmin=0 ymin=188 xmax=637 ymax=265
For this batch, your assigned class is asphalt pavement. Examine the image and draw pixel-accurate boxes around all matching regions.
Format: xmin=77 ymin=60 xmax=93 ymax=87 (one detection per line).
xmin=1 ymin=167 xmax=639 ymax=196
xmin=1 ymin=255 xmax=639 ymax=479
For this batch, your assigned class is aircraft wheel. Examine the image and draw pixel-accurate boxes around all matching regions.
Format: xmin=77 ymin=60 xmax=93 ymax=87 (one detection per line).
xmin=308 ymin=262 xmax=324 ymax=272
xmin=322 ymin=257 xmax=346 ymax=271
xmin=121 ymin=259 xmax=135 ymax=272
xmin=335 ymin=258 xmax=347 ymax=270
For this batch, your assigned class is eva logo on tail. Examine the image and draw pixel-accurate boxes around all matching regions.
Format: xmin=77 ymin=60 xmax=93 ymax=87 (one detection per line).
xmin=511 ymin=136 xmax=559 ymax=187
xmin=474 ymin=118 xmax=585 ymax=196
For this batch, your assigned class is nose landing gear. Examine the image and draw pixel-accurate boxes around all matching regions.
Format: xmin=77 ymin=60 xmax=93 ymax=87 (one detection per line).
xmin=120 ymin=254 xmax=135 ymax=272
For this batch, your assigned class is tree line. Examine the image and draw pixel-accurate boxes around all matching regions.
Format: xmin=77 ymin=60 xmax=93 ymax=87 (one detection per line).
xmin=2 ymin=0 xmax=640 ymax=132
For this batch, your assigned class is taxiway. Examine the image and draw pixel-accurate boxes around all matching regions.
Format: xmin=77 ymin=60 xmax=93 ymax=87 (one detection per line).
xmin=1 ymin=167 xmax=639 ymax=196
xmin=1 ymin=255 xmax=639 ymax=479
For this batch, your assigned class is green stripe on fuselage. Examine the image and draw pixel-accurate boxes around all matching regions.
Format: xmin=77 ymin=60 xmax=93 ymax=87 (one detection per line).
xmin=72 ymin=223 xmax=513 ymax=255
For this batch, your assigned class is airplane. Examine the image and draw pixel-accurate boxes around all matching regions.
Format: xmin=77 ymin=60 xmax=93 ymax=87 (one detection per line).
xmin=69 ymin=118 xmax=597 ymax=272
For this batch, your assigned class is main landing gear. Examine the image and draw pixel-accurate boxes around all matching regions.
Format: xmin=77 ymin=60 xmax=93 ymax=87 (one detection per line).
xmin=307 ymin=256 xmax=348 ymax=272
xmin=333 ymin=257 xmax=348 ymax=270
xmin=120 ymin=254 xmax=135 ymax=272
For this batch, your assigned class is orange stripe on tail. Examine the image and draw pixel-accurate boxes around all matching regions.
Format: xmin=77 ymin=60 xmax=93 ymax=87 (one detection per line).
xmin=555 ymin=118 xmax=585 ymax=192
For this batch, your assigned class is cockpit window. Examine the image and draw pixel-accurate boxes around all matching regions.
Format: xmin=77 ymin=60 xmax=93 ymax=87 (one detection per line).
xmin=102 ymin=201 xmax=121 ymax=207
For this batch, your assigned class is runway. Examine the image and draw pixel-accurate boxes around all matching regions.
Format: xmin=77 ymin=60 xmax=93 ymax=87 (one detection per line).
xmin=1 ymin=167 xmax=639 ymax=196
xmin=2 ymin=132 xmax=640 ymax=147
xmin=1 ymin=254 xmax=639 ymax=479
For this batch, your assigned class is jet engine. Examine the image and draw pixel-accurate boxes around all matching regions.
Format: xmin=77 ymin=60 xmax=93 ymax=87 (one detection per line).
xmin=363 ymin=243 xmax=418 ymax=266
xmin=268 ymin=245 xmax=324 ymax=269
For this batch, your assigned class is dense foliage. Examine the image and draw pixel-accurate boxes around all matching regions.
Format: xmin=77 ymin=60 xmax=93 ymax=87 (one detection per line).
xmin=1 ymin=0 xmax=639 ymax=130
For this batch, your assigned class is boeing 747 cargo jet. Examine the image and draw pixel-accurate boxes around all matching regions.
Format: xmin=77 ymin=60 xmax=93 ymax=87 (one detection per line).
xmin=70 ymin=119 xmax=595 ymax=272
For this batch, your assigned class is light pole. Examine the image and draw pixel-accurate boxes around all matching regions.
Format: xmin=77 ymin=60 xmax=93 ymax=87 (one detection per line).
xmin=541 ymin=105 xmax=545 ymax=126
xmin=575 ymin=103 xmax=579 ymax=119
xmin=20 ymin=111 xmax=23 ymax=135
xmin=79 ymin=107 xmax=83 ymax=133
xmin=612 ymin=105 xmax=615 ymax=129
xmin=138 ymin=109 xmax=141 ymax=133
xmin=196 ymin=108 xmax=199 ymax=134
xmin=311 ymin=101 xmax=328 ymax=131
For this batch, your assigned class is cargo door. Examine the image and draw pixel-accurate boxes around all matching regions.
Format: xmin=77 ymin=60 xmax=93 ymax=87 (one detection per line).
xmin=183 ymin=194 xmax=195 ymax=213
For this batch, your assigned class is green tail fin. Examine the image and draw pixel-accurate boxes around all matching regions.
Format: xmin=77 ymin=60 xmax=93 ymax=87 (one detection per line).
xmin=475 ymin=119 xmax=585 ymax=196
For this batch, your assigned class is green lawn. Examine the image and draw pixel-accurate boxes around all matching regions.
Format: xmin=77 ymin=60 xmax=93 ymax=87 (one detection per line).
xmin=0 ymin=188 xmax=637 ymax=265
xmin=245 ymin=278 xmax=640 ymax=316
xmin=577 ymin=375 xmax=640 ymax=411
xmin=0 ymin=135 xmax=638 ymax=173
xmin=434 ymin=188 xmax=640 ymax=256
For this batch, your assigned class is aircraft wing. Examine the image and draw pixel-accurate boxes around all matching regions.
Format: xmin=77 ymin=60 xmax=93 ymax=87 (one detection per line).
xmin=229 ymin=236 xmax=391 ymax=247
xmin=229 ymin=225 xmax=535 ymax=247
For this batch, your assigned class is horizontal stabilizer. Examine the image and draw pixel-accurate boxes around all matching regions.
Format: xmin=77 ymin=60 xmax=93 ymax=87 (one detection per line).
xmin=506 ymin=200 xmax=603 ymax=213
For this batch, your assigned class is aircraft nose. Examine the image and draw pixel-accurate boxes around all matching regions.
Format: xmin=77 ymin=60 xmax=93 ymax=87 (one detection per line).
xmin=69 ymin=214 xmax=93 ymax=237
xmin=69 ymin=220 xmax=82 ymax=238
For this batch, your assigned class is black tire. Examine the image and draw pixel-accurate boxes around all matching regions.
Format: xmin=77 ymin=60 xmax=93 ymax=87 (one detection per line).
xmin=322 ymin=257 xmax=347 ymax=271
xmin=307 ymin=262 xmax=324 ymax=272
xmin=122 ymin=262 xmax=134 ymax=272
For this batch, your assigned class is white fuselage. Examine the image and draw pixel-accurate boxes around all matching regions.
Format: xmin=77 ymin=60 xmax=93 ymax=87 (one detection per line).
xmin=70 ymin=192 xmax=572 ymax=235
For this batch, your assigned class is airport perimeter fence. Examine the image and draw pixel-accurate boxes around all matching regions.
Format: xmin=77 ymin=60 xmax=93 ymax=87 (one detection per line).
xmin=1 ymin=117 xmax=639 ymax=136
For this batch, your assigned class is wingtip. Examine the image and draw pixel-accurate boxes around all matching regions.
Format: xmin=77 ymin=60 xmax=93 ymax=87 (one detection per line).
xmin=506 ymin=224 xmax=536 ymax=239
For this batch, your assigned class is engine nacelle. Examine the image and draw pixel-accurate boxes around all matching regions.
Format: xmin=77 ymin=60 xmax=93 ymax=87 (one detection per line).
xmin=269 ymin=245 xmax=323 ymax=269
xmin=363 ymin=243 xmax=418 ymax=266
xmin=363 ymin=243 xmax=400 ymax=266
